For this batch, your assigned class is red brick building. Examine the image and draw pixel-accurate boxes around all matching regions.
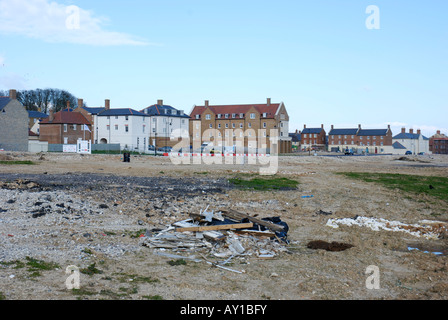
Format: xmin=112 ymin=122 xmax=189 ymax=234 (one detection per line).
xmin=39 ymin=104 xmax=92 ymax=144
xmin=429 ymin=130 xmax=448 ymax=154
xmin=301 ymin=124 xmax=326 ymax=151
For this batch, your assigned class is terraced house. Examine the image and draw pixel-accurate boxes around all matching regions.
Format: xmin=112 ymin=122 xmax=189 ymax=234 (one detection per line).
xmin=189 ymin=98 xmax=292 ymax=153
xmin=328 ymin=124 xmax=393 ymax=153
xmin=0 ymin=89 xmax=32 ymax=151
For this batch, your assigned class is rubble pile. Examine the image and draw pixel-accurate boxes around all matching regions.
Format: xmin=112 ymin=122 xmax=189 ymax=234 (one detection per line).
xmin=139 ymin=206 xmax=290 ymax=272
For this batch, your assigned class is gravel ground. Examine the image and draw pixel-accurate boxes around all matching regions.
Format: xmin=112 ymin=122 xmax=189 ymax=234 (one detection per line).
xmin=0 ymin=152 xmax=447 ymax=302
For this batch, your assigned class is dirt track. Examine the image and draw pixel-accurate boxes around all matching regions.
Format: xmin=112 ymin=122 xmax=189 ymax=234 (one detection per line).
xmin=0 ymin=152 xmax=447 ymax=301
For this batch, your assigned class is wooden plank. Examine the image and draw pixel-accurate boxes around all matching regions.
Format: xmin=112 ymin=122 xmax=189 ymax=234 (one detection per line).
xmin=175 ymin=222 xmax=253 ymax=232
xmin=221 ymin=209 xmax=285 ymax=232
xmin=234 ymin=229 xmax=276 ymax=238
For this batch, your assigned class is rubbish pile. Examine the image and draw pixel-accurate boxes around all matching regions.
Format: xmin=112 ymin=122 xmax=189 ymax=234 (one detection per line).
xmin=139 ymin=206 xmax=290 ymax=273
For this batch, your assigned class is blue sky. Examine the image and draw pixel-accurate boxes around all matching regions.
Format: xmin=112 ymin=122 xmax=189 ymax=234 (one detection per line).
xmin=0 ymin=0 xmax=447 ymax=137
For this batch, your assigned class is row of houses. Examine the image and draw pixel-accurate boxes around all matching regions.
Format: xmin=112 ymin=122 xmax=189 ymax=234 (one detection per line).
xmin=0 ymin=89 xmax=446 ymax=155
xmin=290 ymin=124 xmax=437 ymax=155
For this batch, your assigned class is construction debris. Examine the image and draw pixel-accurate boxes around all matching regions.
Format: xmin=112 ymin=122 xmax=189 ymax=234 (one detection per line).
xmin=326 ymin=216 xmax=448 ymax=240
xmin=139 ymin=207 xmax=290 ymax=273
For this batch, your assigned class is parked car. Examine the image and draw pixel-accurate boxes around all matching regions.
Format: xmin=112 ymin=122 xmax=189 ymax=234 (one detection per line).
xmin=344 ymin=148 xmax=354 ymax=155
xmin=405 ymin=151 xmax=412 ymax=155
xmin=158 ymin=146 xmax=172 ymax=152
xmin=148 ymin=145 xmax=156 ymax=151
xmin=418 ymin=152 xmax=425 ymax=155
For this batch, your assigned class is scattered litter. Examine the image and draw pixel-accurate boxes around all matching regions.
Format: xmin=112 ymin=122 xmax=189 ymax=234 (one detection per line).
xmin=407 ymin=247 xmax=444 ymax=256
xmin=140 ymin=207 xmax=290 ymax=273
xmin=315 ymin=210 xmax=332 ymax=216
xmin=326 ymin=216 xmax=448 ymax=240
xmin=301 ymin=195 xmax=314 ymax=198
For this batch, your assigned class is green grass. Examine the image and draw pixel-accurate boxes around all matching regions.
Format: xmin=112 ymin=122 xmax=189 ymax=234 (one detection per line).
xmin=338 ymin=172 xmax=448 ymax=203
xmin=0 ymin=160 xmax=35 ymax=165
xmin=229 ymin=176 xmax=299 ymax=191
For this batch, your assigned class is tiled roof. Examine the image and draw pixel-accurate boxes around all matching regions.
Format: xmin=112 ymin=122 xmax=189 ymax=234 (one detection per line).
xmin=82 ymin=107 xmax=105 ymax=115
xmin=40 ymin=109 xmax=90 ymax=125
xmin=393 ymin=132 xmax=428 ymax=140
xmin=141 ymin=104 xmax=189 ymax=118
xmin=289 ymin=132 xmax=301 ymax=142
xmin=28 ymin=110 xmax=48 ymax=118
xmin=357 ymin=129 xmax=388 ymax=136
xmin=328 ymin=128 xmax=359 ymax=135
xmin=392 ymin=141 xmax=407 ymax=149
xmin=302 ymin=128 xmax=323 ymax=134
xmin=189 ymin=103 xmax=281 ymax=119
xmin=98 ymin=108 xmax=146 ymax=117
xmin=0 ymin=97 xmax=11 ymax=111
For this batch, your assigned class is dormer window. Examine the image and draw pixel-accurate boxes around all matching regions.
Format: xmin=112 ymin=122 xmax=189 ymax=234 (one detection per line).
xmin=232 ymin=113 xmax=236 ymax=118
xmin=262 ymin=113 xmax=267 ymax=117
xmin=195 ymin=115 xmax=200 ymax=119
xmin=225 ymin=114 xmax=229 ymax=119
xmin=240 ymin=113 xmax=244 ymax=118
xmin=217 ymin=114 xmax=221 ymax=119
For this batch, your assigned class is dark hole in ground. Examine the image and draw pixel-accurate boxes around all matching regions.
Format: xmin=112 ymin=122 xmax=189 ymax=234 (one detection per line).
xmin=307 ymin=240 xmax=354 ymax=252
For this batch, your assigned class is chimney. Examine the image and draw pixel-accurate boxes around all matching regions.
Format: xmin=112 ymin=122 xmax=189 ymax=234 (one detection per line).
xmin=409 ymin=129 xmax=414 ymax=134
xmin=49 ymin=109 xmax=54 ymax=122
xmin=295 ymin=129 xmax=298 ymax=134
xmin=401 ymin=128 xmax=406 ymax=133
xmin=105 ymin=99 xmax=110 ymax=110
xmin=331 ymin=125 xmax=334 ymax=130
xmin=9 ymin=89 xmax=17 ymax=100
xmin=267 ymin=98 xmax=271 ymax=106
xmin=321 ymin=124 xmax=324 ymax=129
xmin=66 ymin=101 xmax=70 ymax=110
xmin=417 ymin=129 xmax=421 ymax=135
xmin=157 ymin=99 xmax=163 ymax=106
xmin=77 ymin=98 xmax=83 ymax=111
xmin=437 ymin=130 xmax=441 ymax=135
xmin=304 ymin=124 xmax=306 ymax=129
xmin=205 ymin=100 xmax=209 ymax=108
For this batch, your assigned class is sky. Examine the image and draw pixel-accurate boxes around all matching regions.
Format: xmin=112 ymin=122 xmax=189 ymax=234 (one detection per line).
xmin=0 ymin=0 xmax=447 ymax=137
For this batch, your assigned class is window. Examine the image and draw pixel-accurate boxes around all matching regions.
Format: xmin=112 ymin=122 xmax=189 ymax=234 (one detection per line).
xmin=280 ymin=114 xmax=285 ymax=120
xmin=196 ymin=123 xmax=199 ymax=129
xmin=248 ymin=123 xmax=251 ymax=128
xmin=250 ymin=113 xmax=255 ymax=119
xmin=209 ymin=124 xmax=213 ymax=128
xmin=115 ymin=125 xmax=118 ymax=130
xmin=240 ymin=123 xmax=243 ymax=128
xmin=225 ymin=114 xmax=229 ymax=119
xmin=232 ymin=123 xmax=235 ymax=128
xmin=125 ymin=116 xmax=129 ymax=121
xmin=314 ymin=134 xmax=317 ymax=138
xmin=107 ymin=125 xmax=110 ymax=131
xmin=225 ymin=123 xmax=229 ymax=128
xmin=73 ymin=124 xmax=77 ymax=131
xmin=142 ymin=125 xmax=145 ymax=133
xmin=115 ymin=116 xmax=118 ymax=119
xmin=217 ymin=114 xmax=221 ymax=119
xmin=304 ymin=134 xmax=307 ymax=138
xmin=232 ymin=113 xmax=236 ymax=118
xmin=206 ymin=114 xmax=211 ymax=120
xmin=240 ymin=113 xmax=244 ymax=118
xmin=373 ymin=136 xmax=376 ymax=140
xmin=152 ymin=128 xmax=156 ymax=133
xmin=195 ymin=115 xmax=200 ymax=119
xmin=262 ymin=113 xmax=267 ymax=117
xmin=152 ymin=118 xmax=156 ymax=123
xmin=218 ymin=123 xmax=221 ymax=129
xmin=182 ymin=119 xmax=185 ymax=124
xmin=263 ymin=122 xmax=266 ymax=128
xmin=64 ymin=137 xmax=68 ymax=144
xmin=125 ymin=126 xmax=129 ymax=133
xmin=63 ymin=124 xmax=68 ymax=132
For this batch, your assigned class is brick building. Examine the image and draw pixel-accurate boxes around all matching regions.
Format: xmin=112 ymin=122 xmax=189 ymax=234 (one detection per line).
xmin=328 ymin=124 xmax=393 ymax=153
xmin=301 ymin=124 xmax=326 ymax=151
xmin=189 ymin=98 xmax=292 ymax=154
xmin=429 ymin=130 xmax=448 ymax=154
xmin=0 ymin=89 xmax=29 ymax=151
xmin=39 ymin=103 xmax=92 ymax=145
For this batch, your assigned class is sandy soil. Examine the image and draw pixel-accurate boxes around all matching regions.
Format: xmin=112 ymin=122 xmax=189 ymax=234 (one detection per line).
xmin=0 ymin=151 xmax=447 ymax=301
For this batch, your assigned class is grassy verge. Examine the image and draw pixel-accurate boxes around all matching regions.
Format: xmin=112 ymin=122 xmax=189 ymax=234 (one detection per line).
xmin=229 ymin=175 xmax=299 ymax=191
xmin=0 ymin=160 xmax=35 ymax=165
xmin=338 ymin=172 xmax=448 ymax=203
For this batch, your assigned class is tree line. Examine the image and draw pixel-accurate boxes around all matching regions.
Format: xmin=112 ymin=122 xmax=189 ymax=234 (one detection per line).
xmin=0 ymin=88 xmax=85 ymax=113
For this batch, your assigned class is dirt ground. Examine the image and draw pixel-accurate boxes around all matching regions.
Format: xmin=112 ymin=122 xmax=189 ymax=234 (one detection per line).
xmin=0 ymin=151 xmax=447 ymax=301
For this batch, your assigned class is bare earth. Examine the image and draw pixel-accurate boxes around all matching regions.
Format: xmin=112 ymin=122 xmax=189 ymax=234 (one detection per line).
xmin=0 ymin=151 xmax=447 ymax=301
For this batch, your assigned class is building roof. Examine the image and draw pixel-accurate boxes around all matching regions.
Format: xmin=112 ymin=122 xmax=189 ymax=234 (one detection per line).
xmin=393 ymin=132 xmax=429 ymax=140
xmin=28 ymin=110 xmax=48 ymax=119
xmin=302 ymin=128 xmax=324 ymax=134
xmin=357 ymin=129 xmax=388 ymax=136
xmin=392 ymin=141 xmax=407 ymax=149
xmin=141 ymin=104 xmax=189 ymax=118
xmin=0 ymin=97 xmax=11 ymax=111
xmin=328 ymin=128 xmax=359 ymax=135
xmin=40 ymin=109 xmax=90 ymax=125
xmin=189 ymin=102 xmax=282 ymax=120
xmin=289 ymin=132 xmax=301 ymax=142
xmin=82 ymin=106 xmax=105 ymax=115
xmin=98 ymin=108 xmax=146 ymax=117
